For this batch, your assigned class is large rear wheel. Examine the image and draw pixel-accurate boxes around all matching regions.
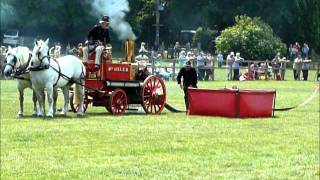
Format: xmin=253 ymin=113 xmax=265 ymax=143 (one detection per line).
xmin=141 ymin=75 xmax=166 ymax=114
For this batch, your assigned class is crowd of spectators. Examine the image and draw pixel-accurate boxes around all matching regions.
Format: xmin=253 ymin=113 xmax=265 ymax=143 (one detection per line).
xmin=145 ymin=41 xmax=317 ymax=82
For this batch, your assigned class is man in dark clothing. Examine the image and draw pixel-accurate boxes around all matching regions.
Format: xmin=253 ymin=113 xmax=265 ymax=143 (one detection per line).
xmin=177 ymin=61 xmax=198 ymax=111
xmin=83 ymin=15 xmax=111 ymax=68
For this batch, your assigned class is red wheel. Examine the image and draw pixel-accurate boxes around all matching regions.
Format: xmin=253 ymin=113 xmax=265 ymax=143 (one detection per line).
xmin=110 ymin=89 xmax=127 ymax=115
xmin=70 ymin=93 xmax=89 ymax=113
xmin=141 ymin=75 xmax=166 ymax=114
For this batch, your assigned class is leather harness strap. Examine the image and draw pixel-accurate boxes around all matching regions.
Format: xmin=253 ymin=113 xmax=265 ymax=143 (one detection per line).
xmin=53 ymin=59 xmax=61 ymax=88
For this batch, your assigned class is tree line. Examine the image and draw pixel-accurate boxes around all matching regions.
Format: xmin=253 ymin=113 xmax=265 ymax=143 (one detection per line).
xmin=1 ymin=0 xmax=319 ymax=53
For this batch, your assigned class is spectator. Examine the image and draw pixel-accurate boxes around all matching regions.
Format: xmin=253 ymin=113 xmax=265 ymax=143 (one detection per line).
xmin=186 ymin=51 xmax=192 ymax=61
xmin=302 ymin=43 xmax=309 ymax=59
xmin=226 ymin=52 xmax=235 ymax=80
xmin=302 ymin=59 xmax=312 ymax=81
xmin=196 ymin=52 xmax=206 ymax=80
xmin=217 ymin=51 xmax=223 ymax=68
xmin=271 ymin=53 xmax=281 ymax=80
xmin=258 ymin=61 xmax=271 ymax=80
xmin=292 ymin=42 xmax=301 ymax=60
xmin=279 ymin=57 xmax=289 ymax=80
xmin=249 ymin=62 xmax=259 ymax=80
xmin=190 ymin=51 xmax=196 ymax=67
xmin=173 ymin=42 xmax=181 ymax=59
xmin=232 ymin=52 xmax=244 ymax=80
xmin=293 ymin=54 xmax=303 ymax=80
xmin=239 ymin=71 xmax=250 ymax=81
xmin=204 ymin=53 xmax=213 ymax=80
xmin=177 ymin=61 xmax=198 ymax=111
xmin=156 ymin=65 xmax=171 ymax=81
xmin=167 ymin=47 xmax=174 ymax=59
xmin=178 ymin=50 xmax=186 ymax=68
xmin=139 ymin=42 xmax=148 ymax=56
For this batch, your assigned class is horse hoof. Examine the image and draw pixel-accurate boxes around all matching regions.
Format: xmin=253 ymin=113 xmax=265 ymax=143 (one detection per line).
xmin=17 ymin=114 xmax=23 ymax=118
xmin=46 ymin=115 xmax=54 ymax=119
xmin=32 ymin=113 xmax=37 ymax=117
xmin=37 ymin=114 xmax=44 ymax=117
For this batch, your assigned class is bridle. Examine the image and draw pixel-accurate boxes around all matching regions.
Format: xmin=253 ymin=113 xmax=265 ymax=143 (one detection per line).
xmin=4 ymin=52 xmax=32 ymax=80
xmin=5 ymin=53 xmax=18 ymax=70
xmin=37 ymin=47 xmax=50 ymax=66
xmin=29 ymin=46 xmax=51 ymax=71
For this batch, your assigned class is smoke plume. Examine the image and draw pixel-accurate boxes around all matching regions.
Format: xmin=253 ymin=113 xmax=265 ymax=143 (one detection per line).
xmin=91 ymin=0 xmax=136 ymax=40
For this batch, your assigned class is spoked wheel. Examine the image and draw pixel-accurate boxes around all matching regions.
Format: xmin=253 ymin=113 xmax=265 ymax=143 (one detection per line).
xmin=109 ymin=89 xmax=127 ymax=115
xmin=70 ymin=93 xmax=89 ymax=113
xmin=141 ymin=75 xmax=166 ymax=114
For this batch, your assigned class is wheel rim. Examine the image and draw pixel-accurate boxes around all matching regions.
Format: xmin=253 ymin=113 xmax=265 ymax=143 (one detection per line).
xmin=70 ymin=93 xmax=88 ymax=113
xmin=141 ymin=76 xmax=166 ymax=114
xmin=110 ymin=89 xmax=127 ymax=115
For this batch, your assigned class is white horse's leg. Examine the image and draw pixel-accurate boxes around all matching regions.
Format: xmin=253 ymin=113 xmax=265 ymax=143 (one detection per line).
xmin=17 ymin=88 xmax=24 ymax=117
xmin=76 ymin=82 xmax=85 ymax=116
xmin=46 ymin=84 xmax=54 ymax=118
xmin=32 ymin=90 xmax=38 ymax=116
xmin=34 ymin=88 xmax=45 ymax=117
xmin=60 ymin=86 xmax=70 ymax=116
xmin=53 ymin=89 xmax=58 ymax=115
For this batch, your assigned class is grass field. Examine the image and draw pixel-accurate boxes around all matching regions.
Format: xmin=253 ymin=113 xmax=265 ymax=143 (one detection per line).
xmin=0 ymin=70 xmax=319 ymax=179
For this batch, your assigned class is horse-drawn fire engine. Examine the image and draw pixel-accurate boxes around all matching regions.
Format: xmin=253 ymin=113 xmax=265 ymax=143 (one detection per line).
xmin=70 ymin=40 xmax=166 ymax=115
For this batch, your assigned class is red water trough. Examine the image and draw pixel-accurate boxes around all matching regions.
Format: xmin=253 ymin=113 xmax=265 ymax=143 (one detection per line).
xmin=188 ymin=88 xmax=276 ymax=118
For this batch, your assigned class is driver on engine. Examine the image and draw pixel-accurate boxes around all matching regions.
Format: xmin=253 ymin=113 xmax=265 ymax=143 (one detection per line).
xmin=83 ymin=15 xmax=111 ymax=68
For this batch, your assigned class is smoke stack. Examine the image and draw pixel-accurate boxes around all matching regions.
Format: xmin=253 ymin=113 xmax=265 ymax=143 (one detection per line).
xmin=125 ymin=39 xmax=135 ymax=63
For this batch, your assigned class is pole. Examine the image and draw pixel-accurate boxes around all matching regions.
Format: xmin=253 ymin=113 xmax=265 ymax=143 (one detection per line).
xmin=155 ymin=0 xmax=160 ymax=51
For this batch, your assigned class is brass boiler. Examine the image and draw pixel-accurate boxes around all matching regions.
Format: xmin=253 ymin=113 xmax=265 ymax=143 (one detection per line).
xmin=125 ymin=39 xmax=135 ymax=63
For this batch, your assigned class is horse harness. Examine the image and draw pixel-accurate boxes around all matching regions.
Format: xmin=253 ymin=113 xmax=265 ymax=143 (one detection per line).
xmin=28 ymin=53 xmax=86 ymax=88
xmin=6 ymin=53 xmax=32 ymax=81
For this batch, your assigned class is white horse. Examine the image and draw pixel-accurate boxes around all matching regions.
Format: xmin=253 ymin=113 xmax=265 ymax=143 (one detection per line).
xmin=3 ymin=46 xmax=38 ymax=117
xmin=29 ymin=39 xmax=86 ymax=118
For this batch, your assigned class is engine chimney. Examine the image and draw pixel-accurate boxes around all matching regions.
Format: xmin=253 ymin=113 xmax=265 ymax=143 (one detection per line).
xmin=125 ymin=39 xmax=135 ymax=63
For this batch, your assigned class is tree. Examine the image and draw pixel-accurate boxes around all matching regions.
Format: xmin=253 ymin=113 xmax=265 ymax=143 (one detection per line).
xmin=215 ymin=15 xmax=287 ymax=60
xmin=192 ymin=27 xmax=218 ymax=51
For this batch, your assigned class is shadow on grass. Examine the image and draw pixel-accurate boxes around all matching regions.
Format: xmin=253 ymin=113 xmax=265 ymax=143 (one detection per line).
xmin=84 ymin=110 xmax=170 ymax=116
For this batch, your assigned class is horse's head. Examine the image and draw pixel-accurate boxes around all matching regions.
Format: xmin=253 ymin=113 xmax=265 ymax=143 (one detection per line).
xmin=4 ymin=46 xmax=19 ymax=77
xmin=30 ymin=38 xmax=50 ymax=69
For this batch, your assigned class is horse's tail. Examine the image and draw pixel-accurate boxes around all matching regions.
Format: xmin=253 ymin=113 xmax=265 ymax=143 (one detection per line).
xmin=73 ymin=84 xmax=80 ymax=105
xmin=74 ymin=59 xmax=86 ymax=105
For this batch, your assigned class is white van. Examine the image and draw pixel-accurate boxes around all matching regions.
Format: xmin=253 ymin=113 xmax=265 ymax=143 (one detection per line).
xmin=3 ymin=29 xmax=19 ymax=46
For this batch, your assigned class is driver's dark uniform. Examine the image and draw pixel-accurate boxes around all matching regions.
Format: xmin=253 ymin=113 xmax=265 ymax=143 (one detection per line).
xmin=83 ymin=24 xmax=111 ymax=67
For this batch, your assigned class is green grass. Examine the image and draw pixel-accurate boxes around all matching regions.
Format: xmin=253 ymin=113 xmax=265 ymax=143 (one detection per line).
xmin=1 ymin=77 xmax=319 ymax=179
